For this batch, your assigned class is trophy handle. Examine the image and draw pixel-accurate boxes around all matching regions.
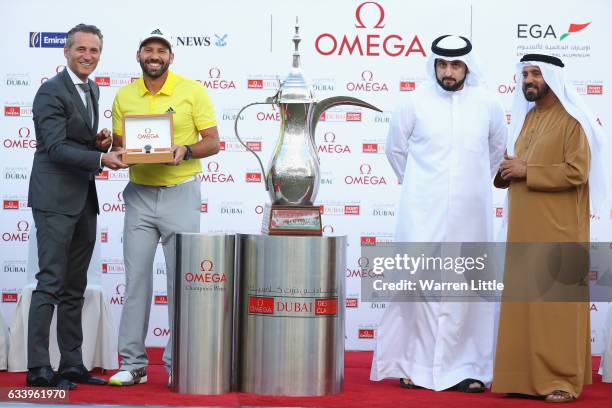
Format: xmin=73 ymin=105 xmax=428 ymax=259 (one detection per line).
xmin=234 ymin=100 xmax=275 ymax=191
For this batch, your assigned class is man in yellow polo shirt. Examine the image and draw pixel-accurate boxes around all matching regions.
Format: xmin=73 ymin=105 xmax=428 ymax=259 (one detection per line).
xmin=109 ymin=28 xmax=219 ymax=386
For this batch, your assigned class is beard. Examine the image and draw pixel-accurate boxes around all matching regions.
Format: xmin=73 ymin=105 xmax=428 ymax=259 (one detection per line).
xmin=436 ymin=75 xmax=466 ymax=92
xmin=139 ymin=58 xmax=170 ymax=79
xmin=523 ymin=82 xmax=550 ymax=101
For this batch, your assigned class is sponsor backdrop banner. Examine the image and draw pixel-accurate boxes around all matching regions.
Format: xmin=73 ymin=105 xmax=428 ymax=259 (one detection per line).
xmin=1 ymin=0 xmax=610 ymax=352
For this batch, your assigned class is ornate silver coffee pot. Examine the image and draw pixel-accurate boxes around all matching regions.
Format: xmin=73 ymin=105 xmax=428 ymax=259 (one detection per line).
xmin=235 ymin=21 xmax=381 ymax=206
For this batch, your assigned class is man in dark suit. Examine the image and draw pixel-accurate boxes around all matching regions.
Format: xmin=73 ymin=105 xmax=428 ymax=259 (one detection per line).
xmin=27 ymin=23 xmax=127 ymax=389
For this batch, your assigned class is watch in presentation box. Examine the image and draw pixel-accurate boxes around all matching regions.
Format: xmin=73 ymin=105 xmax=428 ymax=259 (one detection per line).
xmin=122 ymin=114 xmax=174 ymax=164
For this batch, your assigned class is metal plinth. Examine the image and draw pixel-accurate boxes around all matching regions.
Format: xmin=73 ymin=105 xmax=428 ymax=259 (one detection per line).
xmin=172 ymin=234 xmax=235 ymax=394
xmin=235 ymin=233 xmax=346 ymax=396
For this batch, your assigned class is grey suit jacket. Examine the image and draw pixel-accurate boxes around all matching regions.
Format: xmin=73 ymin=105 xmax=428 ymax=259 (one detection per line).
xmin=28 ymin=68 xmax=102 ymax=215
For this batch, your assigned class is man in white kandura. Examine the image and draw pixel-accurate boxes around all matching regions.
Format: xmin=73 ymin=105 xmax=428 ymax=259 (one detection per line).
xmin=370 ymin=35 xmax=507 ymax=392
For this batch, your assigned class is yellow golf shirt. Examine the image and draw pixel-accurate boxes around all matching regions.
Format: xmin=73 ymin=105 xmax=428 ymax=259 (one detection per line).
xmin=112 ymin=70 xmax=217 ymax=186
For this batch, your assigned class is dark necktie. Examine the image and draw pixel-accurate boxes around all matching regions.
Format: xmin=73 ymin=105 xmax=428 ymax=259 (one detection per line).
xmin=77 ymin=82 xmax=93 ymax=127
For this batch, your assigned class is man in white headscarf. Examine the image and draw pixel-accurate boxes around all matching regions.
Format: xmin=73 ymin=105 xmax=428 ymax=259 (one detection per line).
xmin=370 ymin=35 xmax=507 ymax=392
xmin=492 ymin=54 xmax=609 ymax=402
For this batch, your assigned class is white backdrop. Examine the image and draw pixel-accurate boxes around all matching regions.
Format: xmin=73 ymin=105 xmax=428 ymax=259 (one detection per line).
xmin=1 ymin=0 xmax=610 ymax=353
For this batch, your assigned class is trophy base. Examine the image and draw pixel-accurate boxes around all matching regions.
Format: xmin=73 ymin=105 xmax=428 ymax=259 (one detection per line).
xmin=123 ymin=150 xmax=174 ymax=164
xmin=261 ymin=204 xmax=322 ymax=236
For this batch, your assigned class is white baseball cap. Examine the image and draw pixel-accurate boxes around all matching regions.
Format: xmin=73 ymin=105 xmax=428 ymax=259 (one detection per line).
xmin=139 ymin=28 xmax=172 ymax=50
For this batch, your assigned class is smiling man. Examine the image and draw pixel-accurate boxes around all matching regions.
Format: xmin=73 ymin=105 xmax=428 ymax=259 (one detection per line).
xmin=27 ymin=23 xmax=126 ymax=389
xmin=109 ymin=28 xmax=219 ymax=386
xmin=493 ymin=54 xmax=607 ymax=403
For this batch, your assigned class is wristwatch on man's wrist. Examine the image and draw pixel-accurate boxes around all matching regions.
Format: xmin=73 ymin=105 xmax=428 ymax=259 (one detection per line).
xmin=183 ymin=145 xmax=193 ymax=160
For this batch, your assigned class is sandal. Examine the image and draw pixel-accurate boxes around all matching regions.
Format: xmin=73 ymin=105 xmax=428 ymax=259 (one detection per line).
xmin=545 ymin=390 xmax=576 ymax=403
xmin=399 ymin=378 xmax=422 ymax=389
xmin=452 ymin=378 xmax=486 ymax=393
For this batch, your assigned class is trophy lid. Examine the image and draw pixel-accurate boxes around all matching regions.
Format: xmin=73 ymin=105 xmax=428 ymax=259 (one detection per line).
xmin=278 ymin=18 xmax=315 ymax=103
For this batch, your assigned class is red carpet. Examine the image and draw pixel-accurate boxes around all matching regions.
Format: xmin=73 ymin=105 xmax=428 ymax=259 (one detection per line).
xmin=0 ymin=351 xmax=609 ymax=407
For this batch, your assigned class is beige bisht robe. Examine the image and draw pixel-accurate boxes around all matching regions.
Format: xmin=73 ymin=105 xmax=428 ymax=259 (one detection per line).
xmin=492 ymin=100 xmax=592 ymax=398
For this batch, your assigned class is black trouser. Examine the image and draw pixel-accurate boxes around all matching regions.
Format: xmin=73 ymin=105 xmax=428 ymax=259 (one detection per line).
xmin=27 ymin=184 xmax=97 ymax=369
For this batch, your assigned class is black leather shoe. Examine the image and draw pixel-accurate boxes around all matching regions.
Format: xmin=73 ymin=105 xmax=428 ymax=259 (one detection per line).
xmin=26 ymin=366 xmax=76 ymax=389
xmin=59 ymin=364 xmax=107 ymax=385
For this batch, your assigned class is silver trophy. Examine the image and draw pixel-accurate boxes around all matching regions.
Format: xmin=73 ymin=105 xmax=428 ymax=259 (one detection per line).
xmin=235 ymin=20 xmax=381 ymax=235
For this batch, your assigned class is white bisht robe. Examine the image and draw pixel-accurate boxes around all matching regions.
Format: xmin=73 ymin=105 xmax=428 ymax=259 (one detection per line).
xmin=600 ymin=306 xmax=612 ymax=382
xmin=370 ymin=80 xmax=507 ymax=390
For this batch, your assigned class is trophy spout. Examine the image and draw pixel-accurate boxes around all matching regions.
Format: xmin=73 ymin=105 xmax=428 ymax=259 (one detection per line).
xmin=309 ymin=96 xmax=383 ymax=141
